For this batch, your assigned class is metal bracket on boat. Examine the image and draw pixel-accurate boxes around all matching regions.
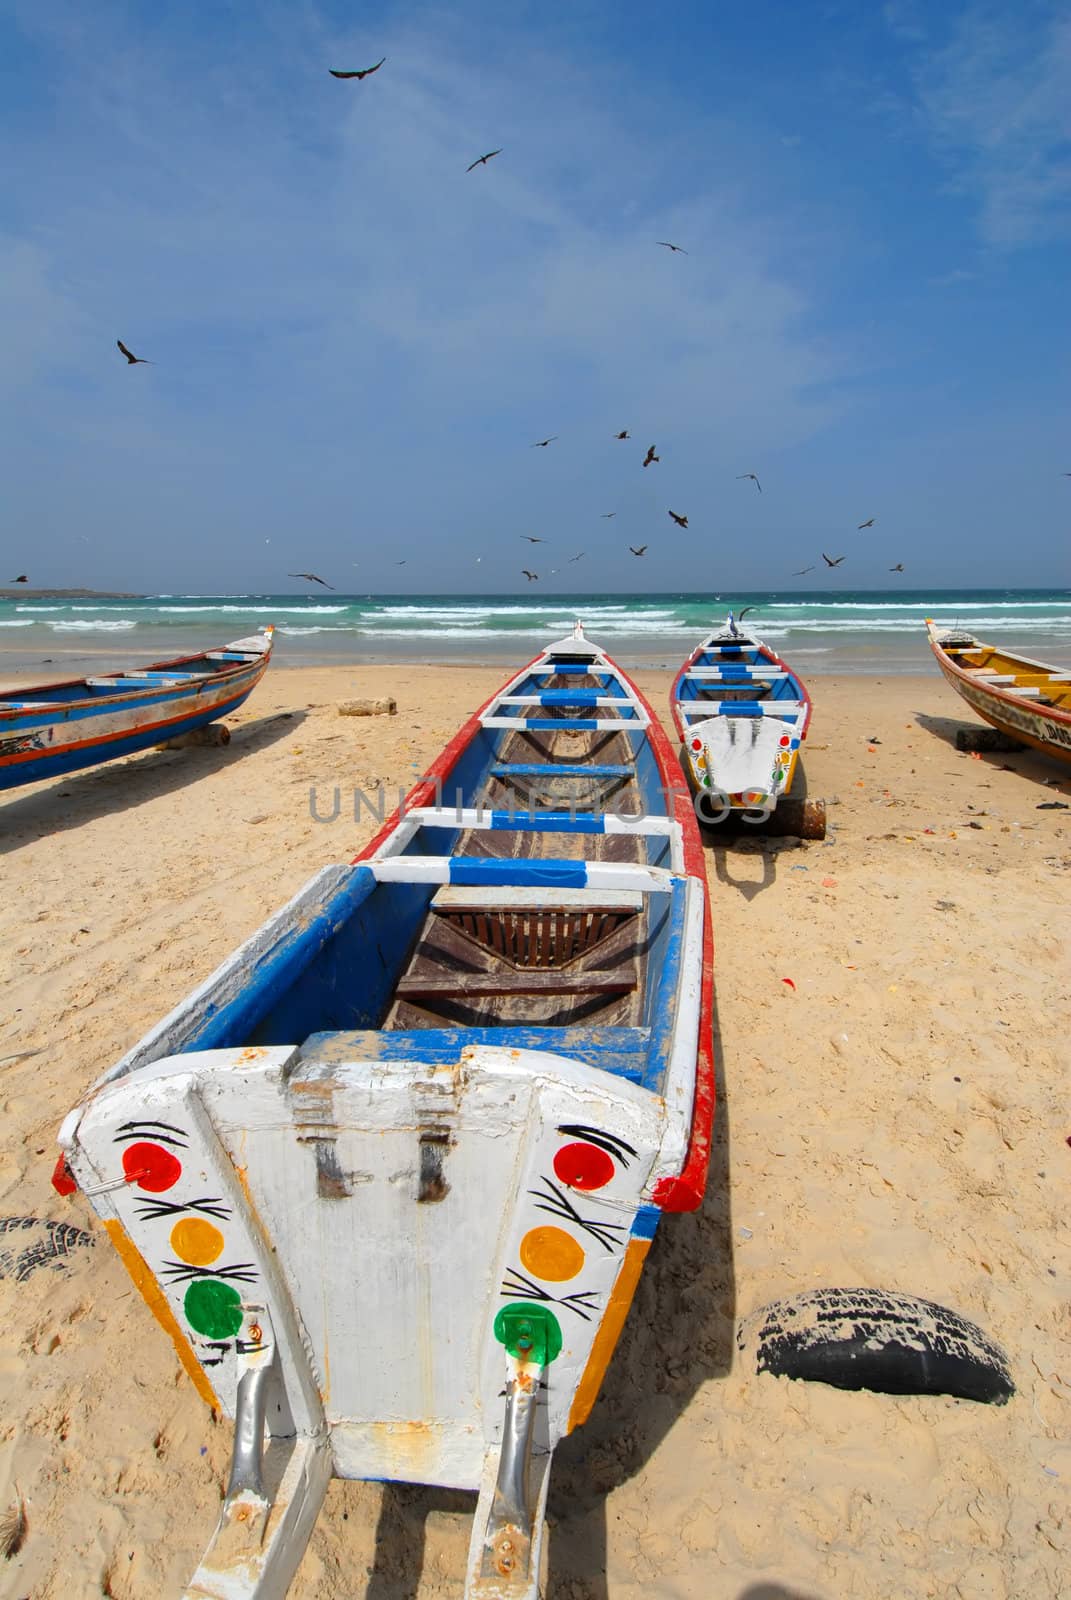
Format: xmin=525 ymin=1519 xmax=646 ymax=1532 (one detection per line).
xmin=477 ymin=1311 xmax=549 ymax=1589
xmin=221 ymin=1303 xmax=276 ymax=1533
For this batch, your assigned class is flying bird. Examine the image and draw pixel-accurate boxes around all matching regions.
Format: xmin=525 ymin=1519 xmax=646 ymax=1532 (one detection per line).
xmin=568 ymin=552 xmax=585 ymax=562
xmin=822 ymin=553 xmax=845 ymax=567
xmin=531 ymin=436 xmax=557 ymax=448
xmin=289 ymin=571 xmax=335 ymax=589
xmin=467 ymin=149 xmax=502 ymax=172
xmin=629 ymin=545 xmax=648 ymax=557
xmin=642 ymin=446 xmax=659 ymax=468
xmin=117 ymin=340 xmax=153 ymax=365
xmin=522 ymin=570 xmax=538 ymax=581
xmin=329 ymin=58 xmax=385 ymax=80
xmin=737 ymin=473 xmax=762 ymax=492
xmin=668 ymin=510 xmax=688 ymax=528
xmin=600 ymin=512 xmax=616 ymax=518
xmin=395 ymin=560 xmax=407 ymax=565
xmin=857 ymin=518 xmax=875 ymax=529
xmin=614 ymin=430 xmax=630 ymax=440
xmin=889 ymin=563 xmax=905 ymax=572
xmin=793 ymin=566 xmax=815 ymax=575
xmin=522 ymin=535 xmax=545 ymax=543
xmin=9 ymin=575 xmax=28 ymax=583
xmin=658 ymin=241 xmax=688 ymax=254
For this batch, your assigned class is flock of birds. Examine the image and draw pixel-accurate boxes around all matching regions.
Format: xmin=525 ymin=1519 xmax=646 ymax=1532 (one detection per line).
xmin=101 ymin=54 xmax=915 ymax=597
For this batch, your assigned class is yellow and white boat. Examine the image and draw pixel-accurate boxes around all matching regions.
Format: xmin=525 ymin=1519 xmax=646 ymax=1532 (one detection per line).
xmin=925 ymin=620 xmax=1071 ymax=766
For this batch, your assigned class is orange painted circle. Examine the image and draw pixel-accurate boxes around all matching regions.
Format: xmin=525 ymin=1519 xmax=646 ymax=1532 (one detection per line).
xmin=519 ymin=1226 xmax=585 ymax=1282
xmin=170 ymin=1218 xmax=225 ymax=1266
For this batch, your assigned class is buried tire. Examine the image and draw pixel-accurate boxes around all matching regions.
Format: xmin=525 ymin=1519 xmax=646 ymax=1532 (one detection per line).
xmin=737 ymin=1286 xmax=1013 ymax=1404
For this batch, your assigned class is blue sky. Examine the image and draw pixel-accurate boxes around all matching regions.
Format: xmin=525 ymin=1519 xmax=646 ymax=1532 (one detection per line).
xmin=1 ymin=0 xmax=1068 ymax=594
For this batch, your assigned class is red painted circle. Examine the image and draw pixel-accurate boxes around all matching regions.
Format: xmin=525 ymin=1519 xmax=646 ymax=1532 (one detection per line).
xmin=779 ymin=734 xmax=790 ymax=747
xmin=122 ymin=1141 xmax=182 ymax=1193
xmin=691 ymin=738 xmax=702 ymax=752
xmin=553 ymin=1142 xmax=614 ymax=1191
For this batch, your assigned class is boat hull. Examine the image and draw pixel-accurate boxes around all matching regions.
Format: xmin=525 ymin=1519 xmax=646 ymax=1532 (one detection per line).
xmin=0 ymin=632 xmax=273 ymax=790
xmin=54 ymin=625 xmax=714 ymax=1599
xmin=926 ymin=622 xmax=1071 ymax=767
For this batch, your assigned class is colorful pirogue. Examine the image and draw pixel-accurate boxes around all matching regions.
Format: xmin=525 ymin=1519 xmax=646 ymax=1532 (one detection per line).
xmin=670 ymin=612 xmax=813 ymax=822
xmin=0 ymin=628 xmax=274 ymax=790
xmin=55 ymin=623 xmax=714 ymax=1600
xmin=926 ymin=619 xmax=1071 ymax=767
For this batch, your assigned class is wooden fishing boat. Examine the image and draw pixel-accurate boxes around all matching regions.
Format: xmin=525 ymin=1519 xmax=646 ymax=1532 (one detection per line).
xmin=53 ymin=623 xmax=714 ymax=1600
xmin=670 ymin=612 xmax=814 ymax=824
xmin=0 ymin=628 xmax=274 ymax=790
xmin=926 ymin=620 xmax=1071 ymax=766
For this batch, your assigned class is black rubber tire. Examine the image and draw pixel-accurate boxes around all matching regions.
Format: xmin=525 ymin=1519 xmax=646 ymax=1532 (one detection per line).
xmin=0 ymin=1215 xmax=95 ymax=1284
xmin=738 ymin=1286 xmax=1014 ymax=1404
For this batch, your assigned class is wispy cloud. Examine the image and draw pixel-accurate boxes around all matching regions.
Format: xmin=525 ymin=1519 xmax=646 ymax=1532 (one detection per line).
xmin=907 ymin=4 xmax=1071 ymax=247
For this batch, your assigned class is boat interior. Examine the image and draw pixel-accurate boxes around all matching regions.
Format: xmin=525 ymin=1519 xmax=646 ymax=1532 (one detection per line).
xmin=0 ymin=644 xmax=269 ymax=712
xmin=938 ymin=635 xmax=1071 ymax=709
xmin=133 ymin=644 xmax=695 ymax=1101
xmin=674 ymin=632 xmax=806 ymax=724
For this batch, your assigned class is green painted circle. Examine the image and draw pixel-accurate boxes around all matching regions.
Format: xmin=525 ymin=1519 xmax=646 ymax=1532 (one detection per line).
xmin=493 ymin=1302 xmax=563 ymax=1364
xmin=184 ymin=1279 xmax=243 ymax=1340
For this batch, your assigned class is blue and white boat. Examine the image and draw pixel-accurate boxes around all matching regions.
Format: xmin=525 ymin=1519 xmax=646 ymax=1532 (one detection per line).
xmin=54 ymin=624 xmax=714 ymax=1600
xmin=671 ymin=612 xmax=813 ymax=823
xmin=0 ymin=628 xmax=274 ymax=790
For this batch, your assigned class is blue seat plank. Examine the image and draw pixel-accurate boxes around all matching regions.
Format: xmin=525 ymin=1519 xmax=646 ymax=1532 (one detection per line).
xmin=489 ymin=762 xmax=633 ymax=779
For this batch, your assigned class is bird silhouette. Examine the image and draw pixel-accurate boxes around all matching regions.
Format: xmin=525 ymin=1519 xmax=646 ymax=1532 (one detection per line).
xmin=568 ymin=552 xmax=585 ymax=562
xmin=737 ymin=473 xmax=761 ymax=492
xmin=289 ymin=571 xmax=335 ymax=589
xmin=9 ymin=575 xmax=28 ymax=583
xmin=857 ymin=518 xmax=875 ymax=529
xmin=522 ymin=535 xmax=545 ymax=543
xmin=668 ymin=510 xmax=688 ymax=529
xmin=793 ymin=566 xmax=816 ymax=575
xmin=531 ymin=437 xmax=557 ymax=448
xmin=822 ymin=553 xmax=845 ymax=567
xmin=395 ymin=560 xmax=407 ymax=565
xmin=658 ymin=241 xmax=688 ymax=253
xmin=600 ymin=512 xmax=616 ymax=519
xmin=522 ymin=570 xmax=538 ymax=581
xmin=889 ymin=563 xmax=905 ymax=572
xmin=117 ymin=340 xmax=153 ymax=365
xmin=467 ymin=149 xmax=502 ymax=172
xmin=642 ymin=446 xmax=659 ymax=468
xmin=629 ymin=545 xmax=648 ymax=557
xmin=614 ymin=429 xmax=630 ymax=440
xmin=329 ymin=58 xmax=385 ymax=79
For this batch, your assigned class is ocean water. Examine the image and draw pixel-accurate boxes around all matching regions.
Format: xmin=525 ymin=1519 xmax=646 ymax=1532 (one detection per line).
xmin=1 ymin=589 xmax=1069 ymax=675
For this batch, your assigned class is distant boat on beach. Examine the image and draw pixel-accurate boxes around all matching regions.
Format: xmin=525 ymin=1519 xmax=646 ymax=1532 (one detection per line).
xmin=0 ymin=628 xmax=274 ymax=790
xmin=925 ymin=619 xmax=1071 ymax=767
xmin=670 ymin=611 xmax=820 ymax=831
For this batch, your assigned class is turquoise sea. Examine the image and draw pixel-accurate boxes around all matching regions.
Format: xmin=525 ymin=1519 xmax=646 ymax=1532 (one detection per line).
xmin=1 ymin=589 xmax=1068 ymax=674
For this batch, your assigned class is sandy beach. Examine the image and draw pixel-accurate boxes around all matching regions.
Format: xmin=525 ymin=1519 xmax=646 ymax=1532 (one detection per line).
xmin=0 ymin=662 xmax=1068 ymax=1600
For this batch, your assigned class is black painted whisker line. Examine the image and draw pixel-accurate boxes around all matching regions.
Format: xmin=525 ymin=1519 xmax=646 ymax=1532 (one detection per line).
xmin=499 ymin=1270 xmax=597 ymax=1322
xmin=134 ymin=1196 xmax=232 ymax=1220
xmin=116 ymin=1119 xmax=188 ymax=1137
xmin=160 ymin=1261 xmax=259 ymax=1284
xmin=556 ymin=1123 xmax=637 ymax=1165
xmin=501 ymin=1269 xmax=554 ymax=1303
xmin=113 ymin=1120 xmax=189 ymax=1148
xmin=529 ymin=1178 xmax=625 ymax=1253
